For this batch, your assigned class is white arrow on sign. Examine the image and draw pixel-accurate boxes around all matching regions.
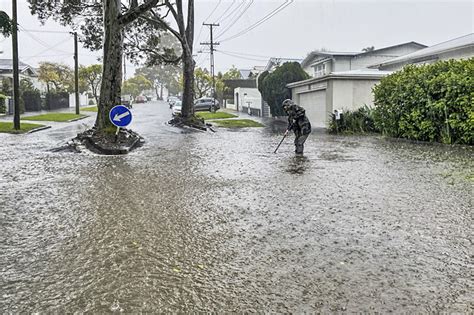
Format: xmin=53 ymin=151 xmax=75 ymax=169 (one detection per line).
xmin=113 ymin=111 xmax=130 ymax=122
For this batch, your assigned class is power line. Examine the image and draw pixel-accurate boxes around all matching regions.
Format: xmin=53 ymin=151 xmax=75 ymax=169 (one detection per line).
xmin=215 ymin=0 xmax=254 ymax=39
xmin=217 ymin=49 xmax=273 ymax=59
xmin=218 ymin=0 xmax=245 ymax=25
xmin=215 ymin=50 xmax=268 ymax=62
xmin=22 ymin=36 xmax=73 ymax=62
xmin=215 ymin=0 xmax=237 ymax=24
xmin=203 ymin=0 xmax=222 ymax=23
xmin=20 ymin=29 xmax=72 ymax=34
xmin=19 ymin=26 xmax=72 ymax=54
xmin=219 ymin=0 xmax=294 ymax=43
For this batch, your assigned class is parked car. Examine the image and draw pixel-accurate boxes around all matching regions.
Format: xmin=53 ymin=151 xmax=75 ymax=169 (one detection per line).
xmin=194 ymin=97 xmax=220 ymax=112
xmin=167 ymin=96 xmax=180 ymax=106
xmin=121 ymin=94 xmax=133 ymax=108
xmin=135 ymin=95 xmax=147 ymax=103
xmin=172 ymin=100 xmax=182 ymax=116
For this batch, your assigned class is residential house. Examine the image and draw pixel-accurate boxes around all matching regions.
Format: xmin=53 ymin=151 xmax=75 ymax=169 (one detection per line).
xmin=369 ymin=33 xmax=474 ymax=71
xmin=0 ymin=58 xmax=42 ymax=91
xmin=288 ymin=42 xmax=427 ymax=127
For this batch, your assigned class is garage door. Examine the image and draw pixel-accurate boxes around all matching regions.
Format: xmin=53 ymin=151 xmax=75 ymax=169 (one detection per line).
xmin=298 ymin=90 xmax=327 ymax=128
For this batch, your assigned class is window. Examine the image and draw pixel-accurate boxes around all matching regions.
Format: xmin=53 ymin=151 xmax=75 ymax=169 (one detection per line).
xmin=314 ymin=63 xmax=326 ymax=77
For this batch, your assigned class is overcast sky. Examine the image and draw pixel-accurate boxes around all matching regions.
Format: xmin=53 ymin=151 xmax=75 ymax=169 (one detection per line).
xmin=0 ymin=0 xmax=472 ymax=74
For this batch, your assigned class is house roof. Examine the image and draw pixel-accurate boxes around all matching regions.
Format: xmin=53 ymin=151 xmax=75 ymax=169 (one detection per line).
xmin=301 ymin=41 xmax=427 ymax=68
xmin=369 ymin=33 xmax=474 ymax=69
xmin=0 ymin=59 xmax=38 ymax=75
xmin=287 ymin=69 xmax=392 ymax=88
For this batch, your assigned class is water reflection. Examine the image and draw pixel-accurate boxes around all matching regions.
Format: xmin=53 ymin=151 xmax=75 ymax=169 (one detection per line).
xmin=285 ymin=155 xmax=309 ymax=175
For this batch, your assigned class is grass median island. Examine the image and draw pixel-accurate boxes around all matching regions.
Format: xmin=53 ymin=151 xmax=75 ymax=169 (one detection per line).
xmin=0 ymin=122 xmax=46 ymax=134
xmin=22 ymin=113 xmax=87 ymax=122
xmin=196 ymin=112 xmax=238 ymax=120
xmin=82 ymin=106 xmax=98 ymax=112
xmin=211 ymin=119 xmax=264 ymax=128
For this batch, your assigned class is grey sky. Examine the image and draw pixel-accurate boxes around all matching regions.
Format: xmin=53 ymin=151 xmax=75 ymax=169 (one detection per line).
xmin=0 ymin=0 xmax=472 ymax=74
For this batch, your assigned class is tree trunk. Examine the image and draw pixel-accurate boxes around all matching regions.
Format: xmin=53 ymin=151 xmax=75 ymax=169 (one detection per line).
xmin=180 ymin=48 xmax=195 ymax=119
xmin=160 ymin=83 xmax=163 ymax=100
xmin=154 ymin=83 xmax=160 ymax=100
xmin=96 ymin=0 xmax=122 ymax=130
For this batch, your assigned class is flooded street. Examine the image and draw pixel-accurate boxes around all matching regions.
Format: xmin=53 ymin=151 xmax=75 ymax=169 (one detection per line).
xmin=1 ymin=101 xmax=472 ymax=312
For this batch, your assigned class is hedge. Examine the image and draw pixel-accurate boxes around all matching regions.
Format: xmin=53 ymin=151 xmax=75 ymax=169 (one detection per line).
xmin=0 ymin=93 xmax=6 ymax=114
xmin=373 ymin=58 xmax=473 ymax=145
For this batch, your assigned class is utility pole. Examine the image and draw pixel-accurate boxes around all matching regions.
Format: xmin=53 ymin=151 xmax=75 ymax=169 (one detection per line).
xmin=201 ymin=23 xmax=219 ymax=109
xmin=73 ymin=32 xmax=79 ymax=114
xmin=11 ymin=0 xmax=20 ymax=130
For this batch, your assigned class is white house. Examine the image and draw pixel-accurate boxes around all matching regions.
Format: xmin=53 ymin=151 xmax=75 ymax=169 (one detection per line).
xmin=288 ymin=42 xmax=427 ymax=127
xmin=369 ymin=33 xmax=474 ymax=71
xmin=0 ymin=59 xmax=42 ymax=90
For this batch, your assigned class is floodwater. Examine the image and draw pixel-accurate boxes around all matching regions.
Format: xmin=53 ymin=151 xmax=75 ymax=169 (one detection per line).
xmin=0 ymin=101 xmax=472 ymax=312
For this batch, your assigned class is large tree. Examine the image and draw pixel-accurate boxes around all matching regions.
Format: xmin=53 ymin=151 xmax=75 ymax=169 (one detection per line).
xmin=131 ymin=1 xmax=195 ymax=120
xmin=28 ymin=0 xmax=196 ymax=131
xmin=29 ymin=0 xmax=160 ymax=130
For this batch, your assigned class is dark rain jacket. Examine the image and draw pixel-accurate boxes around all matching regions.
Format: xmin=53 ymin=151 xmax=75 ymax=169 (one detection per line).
xmin=287 ymin=104 xmax=311 ymax=135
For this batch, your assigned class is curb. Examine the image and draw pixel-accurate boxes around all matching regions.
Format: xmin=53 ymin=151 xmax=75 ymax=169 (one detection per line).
xmin=27 ymin=125 xmax=52 ymax=133
xmin=84 ymin=135 xmax=143 ymax=155
xmin=68 ymin=115 xmax=89 ymax=122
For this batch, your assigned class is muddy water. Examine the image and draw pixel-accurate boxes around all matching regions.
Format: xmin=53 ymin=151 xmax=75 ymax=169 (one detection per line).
xmin=0 ymin=102 xmax=472 ymax=312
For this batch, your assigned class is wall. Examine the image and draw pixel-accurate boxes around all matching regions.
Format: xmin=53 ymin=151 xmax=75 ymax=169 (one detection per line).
xmin=331 ymin=78 xmax=380 ymax=111
xmin=352 ymin=45 xmax=424 ymax=69
xmin=333 ymin=57 xmax=352 ymax=72
xmin=69 ymin=93 xmax=90 ymax=107
xmin=234 ymin=87 xmax=262 ymax=112
xmin=379 ymin=46 xmax=474 ymax=71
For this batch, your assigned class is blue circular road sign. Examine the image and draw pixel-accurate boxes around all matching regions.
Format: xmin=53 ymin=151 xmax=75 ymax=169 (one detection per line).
xmin=109 ymin=105 xmax=132 ymax=128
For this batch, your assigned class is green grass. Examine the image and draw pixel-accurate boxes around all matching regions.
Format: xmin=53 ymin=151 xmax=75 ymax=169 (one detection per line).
xmin=22 ymin=113 xmax=86 ymax=122
xmin=0 ymin=122 xmax=46 ymax=134
xmin=196 ymin=112 xmax=238 ymax=120
xmin=82 ymin=106 xmax=98 ymax=112
xmin=211 ymin=119 xmax=264 ymax=128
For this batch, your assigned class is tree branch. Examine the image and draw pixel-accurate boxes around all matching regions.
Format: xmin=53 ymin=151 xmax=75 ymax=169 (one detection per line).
xmin=119 ymin=0 xmax=161 ymax=26
xmin=141 ymin=13 xmax=183 ymax=45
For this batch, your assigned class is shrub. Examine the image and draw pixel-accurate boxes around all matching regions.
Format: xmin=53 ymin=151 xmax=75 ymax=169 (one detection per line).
xmin=0 ymin=93 xmax=6 ymax=114
xmin=23 ymin=90 xmax=42 ymax=111
xmin=328 ymin=105 xmax=378 ymax=134
xmin=258 ymin=62 xmax=309 ymax=117
xmin=373 ymin=58 xmax=473 ymax=144
xmin=88 ymin=99 xmax=95 ymax=105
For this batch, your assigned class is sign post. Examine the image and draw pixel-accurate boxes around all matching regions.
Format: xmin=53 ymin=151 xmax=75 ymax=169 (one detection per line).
xmin=109 ymin=105 xmax=133 ymax=141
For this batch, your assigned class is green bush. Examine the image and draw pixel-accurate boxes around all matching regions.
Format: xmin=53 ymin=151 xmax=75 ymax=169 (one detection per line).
xmin=328 ymin=105 xmax=378 ymax=134
xmin=258 ymin=62 xmax=309 ymax=117
xmin=23 ymin=90 xmax=42 ymax=111
xmin=88 ymin=99 xmax=95 ymax=105
xmin=373 ymin=58 xmax=473 ymax=144
xmin=0 ymin=93 xmax=6 ymax=114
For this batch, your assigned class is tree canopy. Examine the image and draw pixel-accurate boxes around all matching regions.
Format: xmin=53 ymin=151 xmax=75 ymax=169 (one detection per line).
xmin=79 ymin=64 xmax=102 ymax=104
xmin=38 ymin=62 xmax=74 ymax=93
xmin=258 ymin=62 xmax=309 ymax=116
xmin=0 ymin=11 xmax=12 ymax=37
xmin=122 ymin=74 xmax=153 ymax=97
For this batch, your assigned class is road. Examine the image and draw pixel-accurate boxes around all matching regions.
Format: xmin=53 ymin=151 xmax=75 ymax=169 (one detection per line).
xmin=1 ymin=101 xmax=472 ymax=312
